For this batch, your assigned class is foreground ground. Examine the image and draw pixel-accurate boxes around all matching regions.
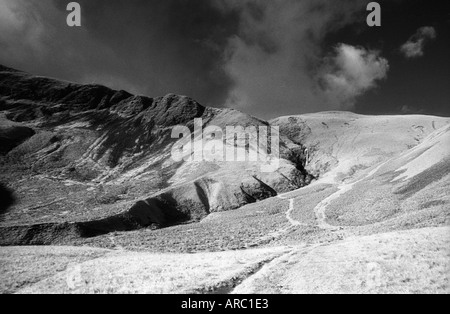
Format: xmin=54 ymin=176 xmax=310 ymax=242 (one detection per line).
xmin=1 ymin=226 xmax=448 ymax=294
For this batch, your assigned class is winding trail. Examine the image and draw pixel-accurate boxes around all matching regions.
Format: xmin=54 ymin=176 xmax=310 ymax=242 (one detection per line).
xmin=313 ymin=160 xmax=389 ymax=230
xmin=273 ymin=159 xmax=391 ymax=233
xmin=277 ymin=195 xmax=308 ymax=228
xmin=256 ymin=194 xmax=308 ymax=244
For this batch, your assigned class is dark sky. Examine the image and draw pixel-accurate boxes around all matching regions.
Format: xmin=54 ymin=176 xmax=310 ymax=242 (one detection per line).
xmin=327 ymin=0 xmax=450 ymax=117
xmin=0 ymin=0 xmax=449 ymax=119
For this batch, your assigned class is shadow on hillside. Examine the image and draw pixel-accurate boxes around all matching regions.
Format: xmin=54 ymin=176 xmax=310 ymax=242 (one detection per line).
xmin=0 ymin=183 xmax=15 ymax=218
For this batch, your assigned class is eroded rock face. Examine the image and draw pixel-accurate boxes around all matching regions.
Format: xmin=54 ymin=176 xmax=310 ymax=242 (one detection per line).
xmin=0 ymin=65 xmax=312 ymax=242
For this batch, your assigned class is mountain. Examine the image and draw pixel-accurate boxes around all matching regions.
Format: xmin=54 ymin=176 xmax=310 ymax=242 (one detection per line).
xmin=0 ymin=65 xmax=312 ymax=244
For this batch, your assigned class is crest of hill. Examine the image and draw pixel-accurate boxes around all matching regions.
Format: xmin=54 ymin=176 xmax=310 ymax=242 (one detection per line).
xmin=0 ymin=64 xmax=268 ymax=130
xmin=0 ymin=65 xmax=204 ymax=126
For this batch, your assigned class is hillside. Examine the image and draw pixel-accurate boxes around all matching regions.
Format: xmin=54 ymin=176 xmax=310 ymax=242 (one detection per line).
xmin=272 ymin=112 xmax=450 ymax=182
xmin=0 ymin=65 xmax=312 ymax=244
xmin=1 ymin=65 xmax=449 ymax=294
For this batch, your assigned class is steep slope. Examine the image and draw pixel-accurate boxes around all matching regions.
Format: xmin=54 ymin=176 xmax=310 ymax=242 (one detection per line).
xmin=0 ymin=65 xmax=312 ymax=243
xmin=272 ymin=112 xmax=450 ymax=182
xmin=321 ymin=123 xmax=450 ymax=230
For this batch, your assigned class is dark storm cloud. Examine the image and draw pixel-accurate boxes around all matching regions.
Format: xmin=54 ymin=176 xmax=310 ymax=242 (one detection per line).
xmin=0 ymin=0 xmax=240 ymax=106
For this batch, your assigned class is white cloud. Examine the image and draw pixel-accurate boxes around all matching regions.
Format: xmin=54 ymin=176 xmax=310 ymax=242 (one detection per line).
xmin=319 ymin=44 xmax=389 ymax=108
xmin=400 ymin=26 xmax=437 ymax=59
xmin=217 ymin=0 xmax=371 ymax=117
